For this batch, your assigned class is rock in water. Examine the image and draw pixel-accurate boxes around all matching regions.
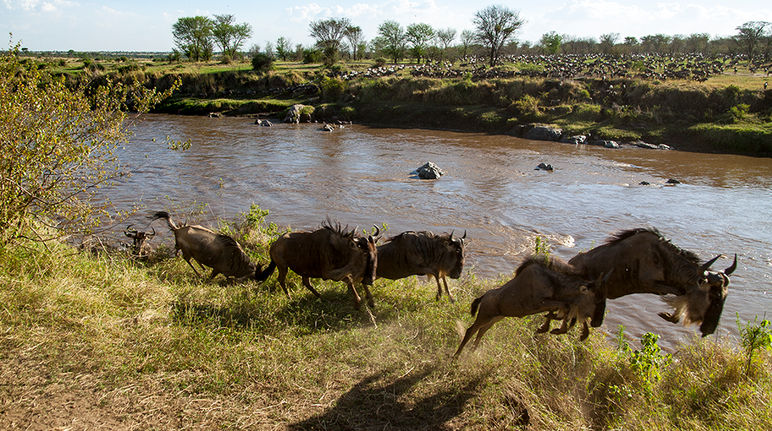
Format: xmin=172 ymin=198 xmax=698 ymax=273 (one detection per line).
xmin=415 ymin=162 xmax=444 ymax=179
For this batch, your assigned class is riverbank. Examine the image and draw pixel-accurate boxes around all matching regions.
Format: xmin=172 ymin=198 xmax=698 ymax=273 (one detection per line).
xmin=2 ymin=211 xmax=770 ymax=429
xmin=46 ymin=57 xmax=771 ymax=156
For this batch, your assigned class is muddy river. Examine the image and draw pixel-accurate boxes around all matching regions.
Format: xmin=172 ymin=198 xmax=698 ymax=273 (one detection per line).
xmin=108 ymin=114 xmax=771 ymax=348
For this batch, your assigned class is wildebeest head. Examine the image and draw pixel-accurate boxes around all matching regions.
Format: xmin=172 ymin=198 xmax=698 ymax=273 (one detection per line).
xmin=355 ymin=225 xmax=381 ymax=286
xmin=445 ymin=230 xmax=467 ymax=279
xmin=124 ymin=224 xmax=155 ymax=255
xmin=697 ymin=254 xmax=736 ymax=336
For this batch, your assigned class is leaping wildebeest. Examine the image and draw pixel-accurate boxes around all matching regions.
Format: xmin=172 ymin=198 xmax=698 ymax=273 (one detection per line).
xmin=376 ymin=230 xmax=466 ymax=302
xmin=257 ymin=220 xmax=380 ymax=308
xmin=151 ymin=211 xmax=262 ymax=281
xmin=454 ymin=255 xmax=609 ymax=358
xmin=567 ymin=227 xmax=737 ymax=336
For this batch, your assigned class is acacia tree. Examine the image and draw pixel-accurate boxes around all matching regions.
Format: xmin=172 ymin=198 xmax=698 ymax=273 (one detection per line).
xmin=406 ymin=23 xmax=435 ymax=63
xmin=173 ymin=16 xmax=214 ymax=61
xmin=599 ymin=33 xmax=619 ymax=54
xmin=309 ymin=17 xmax=351 ymax=65
xmin=735 ymin=21 xmax=770 ymax=59
xmin=0 ymin=45 xmax=179 ymax=242
xmin=375 ymin=20 xmax=406 ymax=64
xmin=345 ymin=25 xmax=364 ymax=60
xmin=472 ymin=5 xmax=524 ymax=67
xmin=212 ymin=14 xmax=253 ymax=59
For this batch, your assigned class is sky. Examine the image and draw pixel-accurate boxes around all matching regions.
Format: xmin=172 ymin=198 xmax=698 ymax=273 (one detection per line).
xmin=2 ymin=0 xmax=770 ymax=52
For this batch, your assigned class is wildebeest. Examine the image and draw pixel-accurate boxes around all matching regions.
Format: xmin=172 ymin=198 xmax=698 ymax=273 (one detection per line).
xmin=124 ymin=224 xmax=155 ymax=258
xmin=150 ymin=211 xmax=262 ymax=280
xmin=375 ymin=230 xmax=466 ymax=302
xmin=567 ymin=227 xmax=737 ymax=336
xmin=453 ymin=255 xmax=608 ymax=358
xmin=257 ymin=220 xmax=379 ymax=308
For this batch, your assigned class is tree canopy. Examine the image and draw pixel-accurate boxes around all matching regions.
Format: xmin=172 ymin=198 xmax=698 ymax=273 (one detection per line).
xmin=375 ymin=20 xmax=407 ymax=64
xmin=472 ymin=5 xmax=524 ymax=67
xmin=309 ymin=17 xmax=351 ymax=65
xmin=212 ymin=14 xmax=253 ymax=59
xmin=173 ymin=16 xmax=214 ymax=61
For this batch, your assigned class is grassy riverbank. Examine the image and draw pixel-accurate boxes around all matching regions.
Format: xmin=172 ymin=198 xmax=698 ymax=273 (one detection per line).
xmin=39 ymin=56 xmax=772 ymax=156
xmin=2 ymin=211 xmax=770 ymax=429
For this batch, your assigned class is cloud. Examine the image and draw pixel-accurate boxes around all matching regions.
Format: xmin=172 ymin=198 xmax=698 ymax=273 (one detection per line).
xmin=3 ymin=0 xmax=77 ymax=12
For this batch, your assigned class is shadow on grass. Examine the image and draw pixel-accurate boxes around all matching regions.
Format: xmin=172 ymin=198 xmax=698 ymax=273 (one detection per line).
xmin=170 ymin=284 xmax=388 ymax=333
xmin=289 ymin=364 xmax=491 ymax=430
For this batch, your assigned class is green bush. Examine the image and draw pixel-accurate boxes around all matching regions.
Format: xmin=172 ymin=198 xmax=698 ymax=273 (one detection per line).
xmin=251 ymin=53 xmax=274 ymax=73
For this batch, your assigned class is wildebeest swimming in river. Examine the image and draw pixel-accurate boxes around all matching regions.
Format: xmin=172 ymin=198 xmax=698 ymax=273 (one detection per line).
xmin=454 ymin=255 xmax=609 ymax=358
xmin=375 ymin=230 xmax=466 ymax=302
xmin=257 ymin=220 xmax=380 ymax=308
xmin=151 ymin=211 xmax=262 ymax=281
xmin=567 ymin=227 xmax=737 ymax=336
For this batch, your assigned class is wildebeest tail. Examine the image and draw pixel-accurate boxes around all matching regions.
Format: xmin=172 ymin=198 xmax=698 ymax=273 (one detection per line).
xmin=150 ymin=211 xmax=177 ymax=230
xmin=256 ymin=260 xmax=276 ymax=282
xmin=470 ymin=295 xmax=483 ymax=317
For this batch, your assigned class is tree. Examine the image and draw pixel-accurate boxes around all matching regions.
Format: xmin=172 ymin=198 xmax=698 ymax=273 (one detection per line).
xmin=406 ymin=23 xmax=435 ymax=63
xmin=375 ymin=20 xmax=406 ymax=64
xmin=734 ymin=21 xmax=770 ymax=59
xmin=345 ymin=25 xmax=364 ymax=60
xmin=435 ymin=28 xmax=456 ymax=60
xmin=623 ymin=36 xmax=639 ymax=54
xmin=172 ymin=16 xmax=214 ymax=62
xmin=685 ymin=33 xmax=710 ymax=54
xmin=460 ymin=30 xmax=475 ymax=58
xmin=212 ymin=14 xmax=253 ymax=59
xmin=540 ymin=31 xmax=562 ymax=54
xmin=599 ymin=33 xmax=619 ymax=54
xmin=276 ymin=36 xmax=292 ymax=61
xmin=0 ymin=45 xmax=178 ymax=242
xmin=472 ymin=5 xmax=524 ymax=67
xmin=309 ymin=17 xmax=351 ymax=66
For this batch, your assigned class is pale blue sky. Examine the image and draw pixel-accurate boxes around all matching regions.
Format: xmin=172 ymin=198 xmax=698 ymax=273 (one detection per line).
xmin=2 ymin=0 xmax=770 ymax=51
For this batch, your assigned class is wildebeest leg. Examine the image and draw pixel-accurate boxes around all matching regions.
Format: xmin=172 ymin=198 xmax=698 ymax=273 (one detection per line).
xmin=658 ymin=311 xmax=681 ymax=323
xmin=208 ymin=268 xmax=220 ymax=280
xmin=454 ymin=320 xmax=484 ymax=359
xmin=433 ymin=274 xmax=443 ymax=301
xmin=344 ymin=278 xmax=362 ymax=308
xmin=360 ymin=283 xmax=375 ymax=308
xmin=536 ymin=311 xmax=559 ymax=334
xmin=441 ymin=276 xmax=455 ymax=303
xmin=472 ymin=316 xmax=505 ymax=351
xmin=183 ymin=257 xmax=202 ymax=277
xmin=579 ymin=320 xmax=590 ymax=341
xmin=551 ymin=318 xmax=570 ymax=335
xmin=301 ymin=276 xmax=323 ymax=299
xmin=277 ymin=266 xmax=292 ymax=299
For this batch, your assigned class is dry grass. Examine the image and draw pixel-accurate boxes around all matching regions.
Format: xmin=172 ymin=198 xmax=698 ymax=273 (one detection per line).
xmin=2 ymin=214 xmax=770 ymax=430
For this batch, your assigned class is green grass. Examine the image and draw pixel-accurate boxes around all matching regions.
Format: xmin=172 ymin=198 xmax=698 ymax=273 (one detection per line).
xmin=1 ymin=215 xmax=770 ymax=429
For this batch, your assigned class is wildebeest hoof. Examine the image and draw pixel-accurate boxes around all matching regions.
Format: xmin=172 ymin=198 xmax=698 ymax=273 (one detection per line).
xmin=658 ymin=311 xmax=680 ymax=323
xmin=535 ymin=323 xmax=550 ymax=334
xmin=550 ymin=328 xmax=567 ymax=335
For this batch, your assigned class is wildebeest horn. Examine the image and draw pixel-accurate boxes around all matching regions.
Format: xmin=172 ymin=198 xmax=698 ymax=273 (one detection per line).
xmin=124 ymin=224 xmax=137 ymax=237
xmin=461 ymin=230 xmax=467 ymax=240
xmin=700 ymin=255 xmax=721 ymax=273
xmin=724 ymin=254 xmax=737 ymax=275
xmin=372 ymin=225 xmax=380 ymax=238
xmin=147 ymin=227 xmax=156 ymax=237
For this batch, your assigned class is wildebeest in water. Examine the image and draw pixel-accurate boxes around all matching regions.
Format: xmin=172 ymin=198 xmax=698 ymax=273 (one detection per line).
xmin=567 ymin=227 xmax=737 ymax=336
xmin=375 ymin=230 xmax=466 ymax=302
xmin=257 ymin=220 xmax=380 ymax=308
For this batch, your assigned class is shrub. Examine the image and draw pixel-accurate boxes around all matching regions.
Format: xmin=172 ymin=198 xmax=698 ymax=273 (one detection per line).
xmin=373 ymin=57 xmax=387 ymax=68
xmin=251 ymin=53 xmax=273 ymax=73
xmin=303 ymin=49 xmax=322 ymax=64
xmin=320 ymin=76 xmax=346 ymax=101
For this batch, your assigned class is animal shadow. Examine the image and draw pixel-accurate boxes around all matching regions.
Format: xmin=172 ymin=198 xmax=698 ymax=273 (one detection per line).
xmin=288 ymin=364 xmax=488 ymax=430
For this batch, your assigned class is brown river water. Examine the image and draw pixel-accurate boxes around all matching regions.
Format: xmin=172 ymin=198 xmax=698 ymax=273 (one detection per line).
xmin=107 ymin=114 xmax=771 ymax=349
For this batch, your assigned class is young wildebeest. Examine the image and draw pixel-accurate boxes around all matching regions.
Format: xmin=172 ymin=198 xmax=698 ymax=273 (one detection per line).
xmin=454 ymin=255 xmax=607 ymax=359
xmin=376 ymin=230 xmax=466 ymax=302
xmin=257 ymin=220 xmax=379 ymax=308
xmin=124 ymin=224 xmax=155 ymax=259
xmin=567 ymin=227 xmax=737 ymax=336
xmin=151 ymin=211 xmax=262 ymax=281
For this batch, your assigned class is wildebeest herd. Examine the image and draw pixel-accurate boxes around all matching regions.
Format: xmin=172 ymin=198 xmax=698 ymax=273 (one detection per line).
xmin=136 ymin=211 xmax=736 ymax=358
